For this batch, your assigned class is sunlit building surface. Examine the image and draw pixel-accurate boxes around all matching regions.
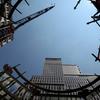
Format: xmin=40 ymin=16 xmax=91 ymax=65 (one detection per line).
xmin=0 ymin=58 xmax=100 ymax=100
xmin=0 ymin=0 xmax=14 ymax=47
xmin=16 ymin=58 xmax=100 ymax=100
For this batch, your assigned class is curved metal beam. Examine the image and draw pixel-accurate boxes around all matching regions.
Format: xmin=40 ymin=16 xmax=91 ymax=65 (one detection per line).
xmin=13 ymin=67 xmax=100 ymax=93
xmin=8 ymin=0 xmax=23 ymax=19
xmin=0 ymin=83 xmax=19 ymax=100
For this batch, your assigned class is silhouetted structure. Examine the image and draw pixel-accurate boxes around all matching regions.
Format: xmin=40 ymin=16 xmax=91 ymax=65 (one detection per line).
xmin=74 ymin=0 xmax=100 ymax=27
xmin=87 ymin=0 xmax=100 ymax=27
xmin=92 ymin=45 xmax=100 ymax=62
xmin=74 ymin=0 xmax=81 ymax=10
xmin=0 ymin=0 xmax=14 ymax=47
xmin=0 ymin=0 xmax=55 ymax=47
xmin=0 ymin=58 xmax=100 ymax=100
xmin=90 ymin=0 xmax=100 ymax=16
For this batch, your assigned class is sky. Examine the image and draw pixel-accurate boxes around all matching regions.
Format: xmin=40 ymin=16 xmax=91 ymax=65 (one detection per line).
xmin=0 ymin=0 xmax=100 ymax=78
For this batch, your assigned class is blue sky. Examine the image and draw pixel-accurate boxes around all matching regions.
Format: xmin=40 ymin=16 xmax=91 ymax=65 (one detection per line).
xmin=0 ymin=0 xmax=100 ymax=77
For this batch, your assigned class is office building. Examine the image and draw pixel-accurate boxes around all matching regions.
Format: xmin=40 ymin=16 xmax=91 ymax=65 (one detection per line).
xmin=15 ymin=58 xmax=100 ymax=100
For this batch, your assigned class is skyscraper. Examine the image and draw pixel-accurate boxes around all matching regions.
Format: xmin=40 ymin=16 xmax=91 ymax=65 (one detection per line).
xmin=2 ymin=58 xmax=100 ymax=100
xmin=28 ymin=58 xmax=98 ymax=100
xmin=43 ymin=58 xmax=63 ymax=77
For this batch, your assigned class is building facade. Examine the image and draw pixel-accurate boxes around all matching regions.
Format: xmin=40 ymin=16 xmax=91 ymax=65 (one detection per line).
xmin=15 ymin=58 xmax=100 ymax=100
xmin=0 ymin=58 xmax=100 ymax=100
xmin=43 ymin=58 xmax=63 ymax=77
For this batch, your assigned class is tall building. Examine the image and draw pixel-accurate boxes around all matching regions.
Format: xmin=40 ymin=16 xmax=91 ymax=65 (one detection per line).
xmin=15 ymin=58 xmax=100 ymax=100
xmin=43 ymin=58 xmax=80 ymax=76
xmin=0 ymin=58 xmax=100 ymax=100
xmin=28 ymin=58 xmax=98 ymax=100
xmin=0 ymin=0 xmax=14 ymax=47
xmin=43 ymin=58 xmax=63 ymax=77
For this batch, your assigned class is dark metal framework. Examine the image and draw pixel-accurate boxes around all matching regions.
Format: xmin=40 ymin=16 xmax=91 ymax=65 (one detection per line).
xmin=0 ymin=0 xmax=55 ymax=47
xmin=74 ymin=0 xmax=100 ymax=27
xmin=0 ymin=64 xmax=100 ymax=100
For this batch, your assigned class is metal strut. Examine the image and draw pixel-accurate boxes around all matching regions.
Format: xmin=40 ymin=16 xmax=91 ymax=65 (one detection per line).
xmin=74 ymin=0 xmax=81 ymax=10
xmin=0 ymin=0 xmax=21 ymax=21
xmin=7 ymin=1 xmax=22 ymax=14
xmin=87 ymin=15 xmax=100 ymax=27
xmin=0 ymin=5 xmax=55 ymax=31
xmin=8 ymin=0 xmax=30 ymax=19
xmin=0 ymin=4 xmax=55 ymax=47
xmin=14 ymin=5 xmax=55 ymax=30
xmin=24 ymin=0 xmax=30 ymax=6
xmin=8 ymin=0 xmax=23 ymax=19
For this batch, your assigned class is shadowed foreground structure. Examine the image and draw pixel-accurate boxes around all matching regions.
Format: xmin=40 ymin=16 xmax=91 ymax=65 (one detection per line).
xmin=0 ymin=0 xmax=55 ymax=47
xmin=0 ymin=58 xmax=100 ymax=100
